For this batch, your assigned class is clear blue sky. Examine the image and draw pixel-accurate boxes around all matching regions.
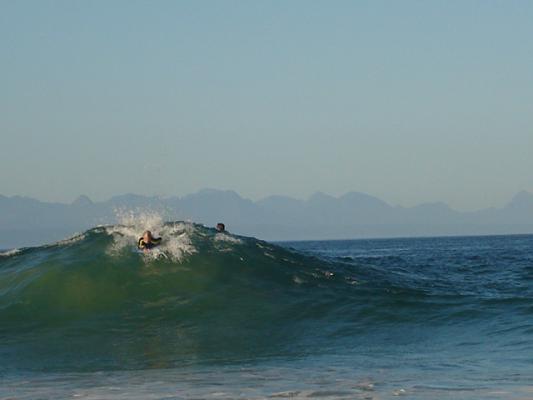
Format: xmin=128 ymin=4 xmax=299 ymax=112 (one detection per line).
xmin=1 ymin=0 xmax=532 ymax=210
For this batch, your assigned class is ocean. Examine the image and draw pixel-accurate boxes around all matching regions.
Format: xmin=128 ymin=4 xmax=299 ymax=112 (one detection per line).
xmin=1 ymin=220 xmax=532 ymax=399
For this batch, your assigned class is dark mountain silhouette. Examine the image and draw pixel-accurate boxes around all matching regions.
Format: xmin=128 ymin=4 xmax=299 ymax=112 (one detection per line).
xmin=1 ymin=189 xmax=533 ymax=248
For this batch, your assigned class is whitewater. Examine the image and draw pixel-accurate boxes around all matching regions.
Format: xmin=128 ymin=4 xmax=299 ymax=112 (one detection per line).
xmin=1 ymin=216 xmax=533 ymax=399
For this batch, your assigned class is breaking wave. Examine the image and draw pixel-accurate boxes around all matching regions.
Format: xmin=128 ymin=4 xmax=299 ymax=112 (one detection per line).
xmin=1 ymin=218 xmax=532 ymax=373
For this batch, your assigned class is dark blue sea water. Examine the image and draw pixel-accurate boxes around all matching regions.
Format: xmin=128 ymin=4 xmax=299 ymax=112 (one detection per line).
xmin=1 ymin=224 xmax=532 ymax=399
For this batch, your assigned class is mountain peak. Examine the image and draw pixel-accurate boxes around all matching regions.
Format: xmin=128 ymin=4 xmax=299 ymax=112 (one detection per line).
xmin=72 ymin=195 xmax=93 ymax=207
xmin=308 ymin=191 xmax=335 ymax=202
xmin=507 ymin=190 xmax=533 ymax=209
xmin=512 ymin=190 xmax=532 ymax=201
xmin=191 ymin=188 xmax=243 ymax=200
xmin=339 ymin=191 xmax=389 ymax=206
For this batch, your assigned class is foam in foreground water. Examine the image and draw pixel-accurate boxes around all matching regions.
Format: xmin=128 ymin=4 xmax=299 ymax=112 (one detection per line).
xmin=1 ymin=216 xmax=533 ymax=399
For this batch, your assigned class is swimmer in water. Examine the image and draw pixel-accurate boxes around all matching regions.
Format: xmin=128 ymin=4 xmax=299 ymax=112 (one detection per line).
xmin=137 ymin=230 xmax=162 ymax=251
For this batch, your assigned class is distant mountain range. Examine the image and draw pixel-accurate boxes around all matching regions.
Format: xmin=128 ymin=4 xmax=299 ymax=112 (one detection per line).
xmin=1 ymin=189 xmax=533 ymax=248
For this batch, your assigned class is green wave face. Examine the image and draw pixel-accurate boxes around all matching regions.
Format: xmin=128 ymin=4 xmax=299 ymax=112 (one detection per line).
xmin=2 ymin=223 xmax=529 ymax=373
xmin=0 ymin=223 xmax=350 ymax=372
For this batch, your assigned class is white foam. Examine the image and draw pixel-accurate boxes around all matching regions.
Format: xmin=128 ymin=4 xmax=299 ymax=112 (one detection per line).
xmin=114 ymin=208 xmax=166 ymax=231
xmin=0 ymin=248 xmax=21 ymax=257
xmin=106 ymin=211 xmax=196 ymax=262
xmin=214 ymin=233 xmax=243 ymax=245
xmin=55 ymin=232 xmax=86 ymax=246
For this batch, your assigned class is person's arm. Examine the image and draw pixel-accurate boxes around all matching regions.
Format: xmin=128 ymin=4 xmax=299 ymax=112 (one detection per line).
xmin=137 ymin=238 xmax=145 ymax=249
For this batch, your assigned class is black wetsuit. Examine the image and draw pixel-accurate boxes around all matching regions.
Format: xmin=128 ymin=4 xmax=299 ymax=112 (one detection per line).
xmin=137 ymin=237 xmax=162 ymax=250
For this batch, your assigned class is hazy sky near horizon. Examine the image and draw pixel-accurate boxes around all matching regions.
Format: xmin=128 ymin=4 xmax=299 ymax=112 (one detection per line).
xmin=1 ymin=0 xmax=532 ymax=210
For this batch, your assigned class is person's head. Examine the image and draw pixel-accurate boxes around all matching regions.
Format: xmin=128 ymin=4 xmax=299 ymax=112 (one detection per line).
xmin=143 ymin=230 xmax=153 ymax=243
xmin=216 ymin=223 xmax=225 ymax=232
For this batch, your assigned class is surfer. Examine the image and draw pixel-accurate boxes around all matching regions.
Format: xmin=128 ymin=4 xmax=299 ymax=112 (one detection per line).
xmin=137 ymin=230 xmax=162 ymax=251
xmin=216 ymin=223 xmax=226 ymax=232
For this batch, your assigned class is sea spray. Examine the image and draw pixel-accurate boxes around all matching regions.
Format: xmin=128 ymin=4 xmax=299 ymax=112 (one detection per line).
xmin=106 ymin=213 xmax=197 ymax=262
